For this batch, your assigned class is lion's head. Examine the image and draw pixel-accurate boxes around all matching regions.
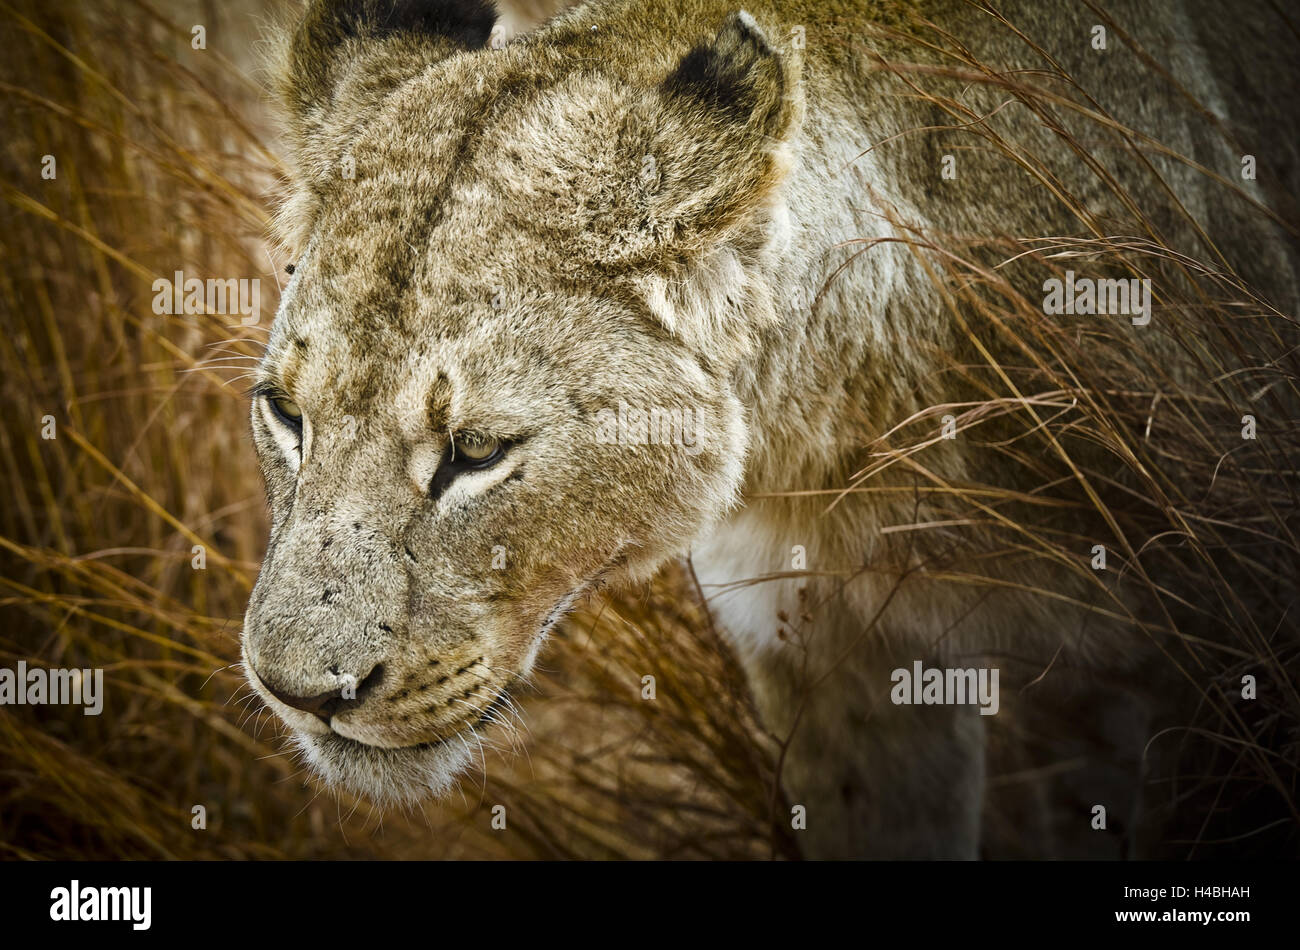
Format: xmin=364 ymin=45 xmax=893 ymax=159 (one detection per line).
xmin=241 ymin=0 xmax=800 ymax=803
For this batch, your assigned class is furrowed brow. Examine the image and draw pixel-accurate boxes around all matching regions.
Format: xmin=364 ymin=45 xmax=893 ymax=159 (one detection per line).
xmin=426 ymin=371 xmax=454 ymax=433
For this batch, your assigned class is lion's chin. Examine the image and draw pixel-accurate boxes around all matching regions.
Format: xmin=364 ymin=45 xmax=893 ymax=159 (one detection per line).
xmin=289 ymin=729 xmax=476 ymax=807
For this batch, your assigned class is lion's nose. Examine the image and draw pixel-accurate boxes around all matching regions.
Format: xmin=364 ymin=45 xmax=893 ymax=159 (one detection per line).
xmin=265 ymin=664 xmax=384 ymax=724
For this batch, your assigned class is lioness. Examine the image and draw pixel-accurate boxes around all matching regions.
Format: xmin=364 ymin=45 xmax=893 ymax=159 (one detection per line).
xmin=243 ymin=0 xmax=1299 ymax=857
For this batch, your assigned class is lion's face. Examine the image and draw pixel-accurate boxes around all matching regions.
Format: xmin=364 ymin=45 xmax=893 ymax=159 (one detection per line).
xmin=242 ymin=0 xmax=794 ymax=803
xmin=242 ymin=221 xmax=750 ymax=803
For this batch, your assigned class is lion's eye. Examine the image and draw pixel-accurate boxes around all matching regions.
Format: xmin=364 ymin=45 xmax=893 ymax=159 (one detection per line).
xmin=269 ymin=395 xmax=303 ymax=427
xmin=429 ymin=433 xmax=511 ymax=500
xmin=453 ymin=433 xmax=502 ymax=465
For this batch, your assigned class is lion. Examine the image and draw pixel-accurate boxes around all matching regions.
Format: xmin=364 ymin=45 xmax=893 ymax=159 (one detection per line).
xmin=242 ymin=0 xmax=1300 ymax=858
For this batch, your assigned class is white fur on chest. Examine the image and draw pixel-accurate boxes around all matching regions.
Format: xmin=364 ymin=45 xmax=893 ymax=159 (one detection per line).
xmin=690 ymin=509 xmax=810 ymax=661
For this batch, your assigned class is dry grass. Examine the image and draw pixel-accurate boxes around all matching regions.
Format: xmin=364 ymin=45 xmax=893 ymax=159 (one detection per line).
xmin=821 ymin=8 xmax=1300 ymax=856
xmin=0 ymin=0 xmax=1296 ymax=860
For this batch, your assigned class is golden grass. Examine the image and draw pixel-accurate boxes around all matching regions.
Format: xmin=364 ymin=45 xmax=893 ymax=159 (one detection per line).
xmin=0 ymin=0 xmax=1296 ymax=859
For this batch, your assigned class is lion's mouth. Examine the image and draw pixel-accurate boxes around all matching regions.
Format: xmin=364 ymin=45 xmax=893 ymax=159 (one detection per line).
xmin=324 ymin=684 xmax=515 ymax=752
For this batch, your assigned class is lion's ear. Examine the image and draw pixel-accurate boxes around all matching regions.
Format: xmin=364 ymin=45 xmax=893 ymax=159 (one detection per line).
xmin=660 ymin=10 xmax=792 ymax=141
xmin=591 ymin=12 xmax=800 ymax=354
xmin=603 ymin=10 xmax=801 ymax=265
xmin=277 ymin=0 xmax=496 ymax=166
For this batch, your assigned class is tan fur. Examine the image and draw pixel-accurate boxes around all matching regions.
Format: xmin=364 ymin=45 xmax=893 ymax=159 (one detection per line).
xmin=243 ymin=0 xmax=1299 ymax=856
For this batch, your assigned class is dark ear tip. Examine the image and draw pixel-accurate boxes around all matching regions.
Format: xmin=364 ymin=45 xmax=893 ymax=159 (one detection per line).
xmin=717 ymin=10 xmax=775 ymax=56
xmin=661 ymin=9 xmax=781 ymax=118
xmin=311 ymin=0 xmax=497 ymax=49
